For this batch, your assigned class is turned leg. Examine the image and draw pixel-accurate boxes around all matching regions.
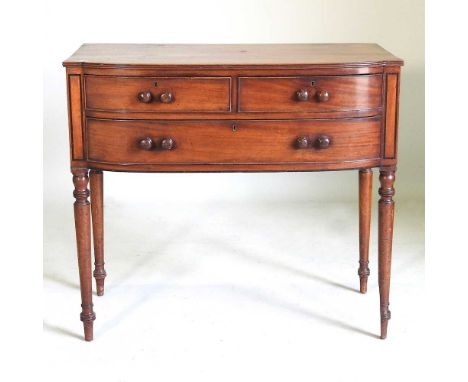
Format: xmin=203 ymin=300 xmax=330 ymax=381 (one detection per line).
xmin=378 ymin=167 xmax=396 ymax=339
xmin=72 ymin=168 xmax=96 ymax=341
xmin=358 ymin=169 xmax=372 ymax=293
xmin=90 ymin=170 xmax=106 ymax=296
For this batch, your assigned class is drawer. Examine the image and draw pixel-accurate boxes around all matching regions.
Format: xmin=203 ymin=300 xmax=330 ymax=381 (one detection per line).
xmin=238 ymin=75 xmax=382 ymax=113
xmin=85 ymin=76 xmax=231 ymax=112
xmin=87 ymin=118 xmax=381 ymax=165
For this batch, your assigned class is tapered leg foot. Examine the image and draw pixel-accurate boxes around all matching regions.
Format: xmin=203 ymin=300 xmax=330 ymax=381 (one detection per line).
xmin=358 ymin=169 xmax=372 ymax=294
xmin=358 ymin=261 xmax=370 ymax=294
xmin=378 ymin=167 xmax=396 ymax=339
xmin=94 ymin=272 xmax=106 ymax=297
xmin=73 ymin=168 xmax=96 ymax=341
xmin=81 ymin=304 xmax=96 ymax=341
xmin=380 ymin=305 xmax=391 ymax=339
xmin=90 ymin=170 xmax=106 ymax=297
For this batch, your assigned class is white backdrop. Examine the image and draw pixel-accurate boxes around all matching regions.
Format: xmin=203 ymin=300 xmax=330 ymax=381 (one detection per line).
xmin=43 ymin=0 xmax=424 ymax=205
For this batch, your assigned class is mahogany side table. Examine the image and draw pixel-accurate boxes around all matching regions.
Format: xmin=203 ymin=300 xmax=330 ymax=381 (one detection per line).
xmin=63 ymin=43 xmax=403 ymax=341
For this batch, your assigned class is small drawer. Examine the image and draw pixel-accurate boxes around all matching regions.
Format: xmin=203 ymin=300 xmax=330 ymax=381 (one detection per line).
xmin=85 ymin=76 xmax=231 ymax=112
xmin=87 ymin=118 xmax=381 ymax=165
xmin=238 ymin=75 xmax=382 ymax=113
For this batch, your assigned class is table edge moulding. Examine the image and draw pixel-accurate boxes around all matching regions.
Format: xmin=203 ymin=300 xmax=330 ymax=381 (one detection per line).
xmin=63 ymin=43 xmax=403 ymax=341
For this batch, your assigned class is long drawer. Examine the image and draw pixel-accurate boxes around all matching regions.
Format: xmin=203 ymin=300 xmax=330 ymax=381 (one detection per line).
xmin=87 ymin=118 xmax=381 ymax=165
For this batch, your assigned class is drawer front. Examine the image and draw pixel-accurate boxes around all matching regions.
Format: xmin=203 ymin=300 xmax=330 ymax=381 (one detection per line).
xmin=85 ymin=76 xmax=231 ymax=112
xmin=239 ymin=75 xmax=382 ymax=113
xmin=87 ymin=118 xmax=381 ymax=164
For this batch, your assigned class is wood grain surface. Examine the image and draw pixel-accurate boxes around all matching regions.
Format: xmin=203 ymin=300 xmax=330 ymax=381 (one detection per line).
xmin=86 ymin=118 xmax=381 ymax=165
xmin=63 ymin=43 xmax=403 ymax=67
xmin=239 ymin=75 xmax=382 ymax=112
xmin=85 ymin=76 xmax=231 ymax=112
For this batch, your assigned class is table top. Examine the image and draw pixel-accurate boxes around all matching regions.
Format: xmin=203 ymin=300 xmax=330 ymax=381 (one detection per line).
xmin=63 ymin=43 xmax=403 ymax=67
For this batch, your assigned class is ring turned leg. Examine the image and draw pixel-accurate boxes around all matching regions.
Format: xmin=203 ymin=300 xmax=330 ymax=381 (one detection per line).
xmin=378 ymin=167 xmax=396 ymax=339
xmin=90 ymin=170 xmax=106 ymax=296
xmin=358 ymin=169 xmax=372 ymax=293
xmin=72 ymin=168 xmax=96 ymax=341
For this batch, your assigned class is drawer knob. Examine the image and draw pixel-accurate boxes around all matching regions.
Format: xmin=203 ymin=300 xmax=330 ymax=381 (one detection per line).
xmin=296 ymin=136 xmax=310 ymax=149
xmin=316 ymin=135 xmax=331 ymax=149
xmin=160 ymin=92 xmax=174 ymax=103
xmin=138 ymin=137 xmax=154 ymax=150
xmin=295 ymin=89 xmax=309 ymax=101
xmin=316 ymin=90 xmax=330 ymax=102
xmin=160 ymin=137 xmax=175 ymax=150
xmin=137 ymin=91 xmax=153 ymax=103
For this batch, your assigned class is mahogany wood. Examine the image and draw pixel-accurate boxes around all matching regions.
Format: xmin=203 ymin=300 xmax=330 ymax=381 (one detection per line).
xmin=76 ymin=66 xmax=386 ymax=78
xmin=384 ymin=74 xmax=399 ymax=158
xmin=378 ymin=167 xmax=396 ymax=339
xmin=86 ymin=109 xmax=381 ymax=121
xmin=90 ymin=170 xmax=106 ymax=296
xmin=238 ymin=75 xmax=382 ymax=113
xmin=86 ymin=118 xmax=381 ymax=165
xmin=67 ymin=75 xmax=84 ymax=160
xmin=72 ymin=169 xmax=95 ymax=341
xmin=85 ymin=76 xmax=231 ymax=112
xmin=64 ymin=43 xmax=403 ymax=341
xmin=63 ymin=43 xmax=403 ymax=67
xmin=358 ymin=169 xmax=373 ymax=293
xmin=86 ymin=159 xmax=384 ymax=173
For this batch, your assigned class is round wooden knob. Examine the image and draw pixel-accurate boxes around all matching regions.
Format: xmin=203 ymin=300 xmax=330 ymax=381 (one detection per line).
xmin=316 ymin=90 xmax=329 ymax=102
xmin=316 ymin=135 xmax=331 ymax=149
xmin=137 ymin=91 xmax=153 ymax=103
xmin=160 ymin=92 xmax=173 ymax=103
xmin=296 ymin=136 xmax=309 ymax=149
xmin=296 ymin=89 xmax=309 ymax=101
xmin=160 ymin=138 xmax=175 ymax=150
xmin=138 ymin=137 xmax=153 ymax=150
